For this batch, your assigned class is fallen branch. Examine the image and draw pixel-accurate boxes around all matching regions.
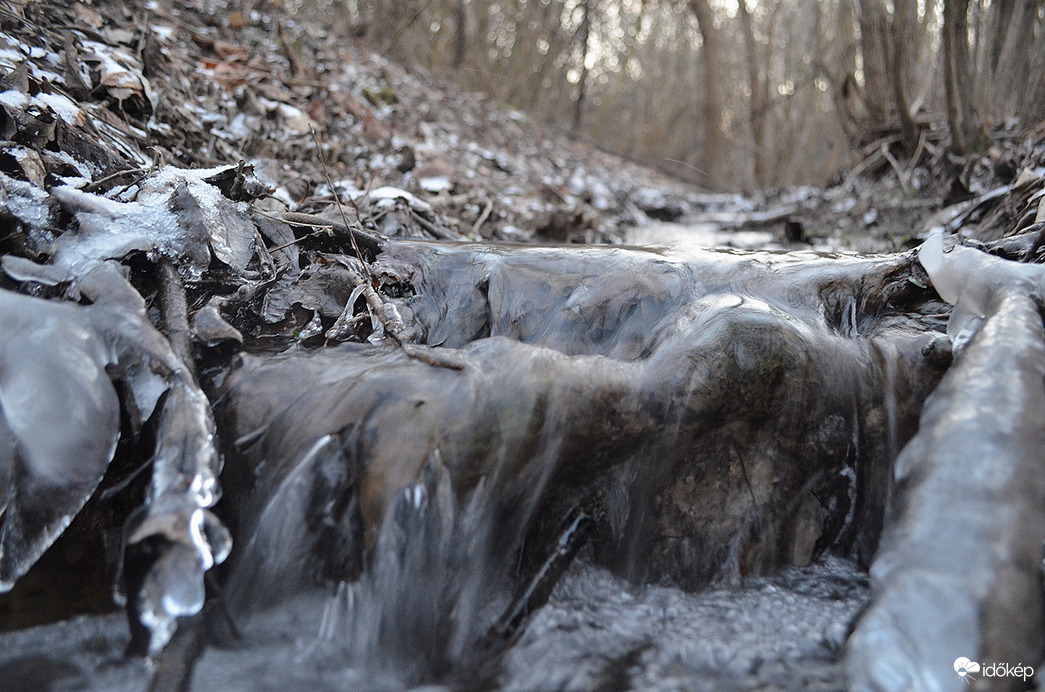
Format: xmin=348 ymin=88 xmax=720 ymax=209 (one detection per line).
xmin=81 ymin=165 xmax=149 ymax=193
xmin=331 ymin=255 xmax=465 ymax=371
xmin=843 ymin=147 xmax=886 ymax=190
xmin=485 ymin=509 xmax=592 ymax=646
xmin=311 ymin=126 xmax=463 ymax=370
xmin=146 ymin=614 xmax=205 ymax=692
xmin=157 ymin=259 xmax=194 ymax=381
xmin=471 ymin=198 xmax=494 ymax=236
xmin=410 ymin=207 xmax=460 ymax=240
xmin=881 ymin=142 xmax=912 ymax=196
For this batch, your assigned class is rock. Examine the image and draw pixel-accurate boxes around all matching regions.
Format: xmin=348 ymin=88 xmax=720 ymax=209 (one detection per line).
xmin=848 ymin=295 xmax=1045 ymax=692
xmin=847 ymin=246 xmax=1045 ymax=692
xmin=212 ymin=240 xmax=949 ymax=674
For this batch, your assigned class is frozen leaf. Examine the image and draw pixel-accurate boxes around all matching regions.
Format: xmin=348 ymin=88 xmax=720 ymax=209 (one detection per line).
xmin=1012 ymin=166 xmax=1045 ymax=189
xmin=0 ymin=288 xmax=121 ymax=590
xmin=202 ymin=164 xmax=269 ymax=203
xmin=0 ymin=63 xmax=29 ymax=96
xmin=0 ymin=255 xmax=70 ymax=286
xmin=253 ymin=214 xmax=299 ymax=274
xmin=191 ymin=303 xmax=243 ymax=347
xmin=0 ymin=142 xmax=45 ymax=186
xmin=0 ymin=89 xmax=56 ymax=148
xmin=0 ymin=171 xmax=59 ymax=256
xmin=73 ymin=263 xmax=225 ymax=644
xmin=261 ymin=262 xmax=357 ymax=323
xmin=32 ymin=92 xmax=85 ymax=128
xmin=51 ymin=184 xmax=191 ymax=277
xmin=167 ymin=181 xmax=258 ymax=273
xmin=81 ymin=41 xmax=154 ymax=114
xmin=52 ymin=166 xmax=270 ymax=280
xmin=62 ymin=35 xmax=92 ymax=101
xmin=0 ymin=262 xmax=210 ymax=583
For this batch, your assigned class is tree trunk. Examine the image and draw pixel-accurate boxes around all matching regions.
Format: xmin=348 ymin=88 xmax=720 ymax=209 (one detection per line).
xmin=952 ymin=0 xmax=975 ymax=131
xmin=688 ymin=0 xmax=724 ymax=186
xmin=988 ymin=0 xmax=1016 ymax=75
xmin=830 ymin=0 xmax=860 ymax=143
xmin=853 ymin=0 xmax=890 ymax=129
xmin=451 ymin=0 xmax=467 ymax=70
xmin=572 ymin=0 xmax=592 ymax=134
xmin=943 ymin=0 xmax=979 ymax=153
xmin=1019 ymin=9 xmax=1045 ymax=117
xmin=994 ymin=0 xmax=1038 ymax=116
xmin=894 ymin=0 xmax=920 ymax=95
xmin=737 ymin=0 xmax=765 ymax=189
xmin=889 ymin=0 xmax=919 ymax=152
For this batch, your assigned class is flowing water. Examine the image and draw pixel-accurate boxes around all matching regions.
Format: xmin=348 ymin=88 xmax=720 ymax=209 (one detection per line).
xmin=0 ymin=556 xmax=867 ymax=691
xmin=191 ymin=238 xmax=947 ymax=689
xmin=626 ymin=222 xmax=780 ymax=251
xmin=1 ymin=233 xmax=953 ymax=690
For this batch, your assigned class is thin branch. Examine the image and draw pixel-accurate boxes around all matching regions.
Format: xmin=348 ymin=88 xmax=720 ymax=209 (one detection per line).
xmin=309 ymin=125 xmax=376 ymax=284
xmin=881 ymin=143 xmax=912 ymax=195
xmin=157 ymin=259 xmax=195 ymax=382
xmin=309 ymin=127 xmax=463 ymax=371
xmin=471 ymin=198 xmax=494 ymax=236
xmin=82 ymin=166 xmax=149 ymax=193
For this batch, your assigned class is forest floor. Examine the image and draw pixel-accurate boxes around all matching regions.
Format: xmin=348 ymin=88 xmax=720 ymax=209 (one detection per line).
xmin=2 ymin=0 xmax=1042 ymax=258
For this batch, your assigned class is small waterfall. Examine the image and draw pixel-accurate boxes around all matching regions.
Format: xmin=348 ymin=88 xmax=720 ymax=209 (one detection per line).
xmin=225 ymin=435 xmax=356 ymax=620
xmin=222 ymin=378 xmax=577 ymax=687
xmin=316 ymin=452 xmax=476 ymax=681
xmin=868 ymin=339 xmax=902 ymax=477
xmin=198 ymin=240 xmax=952 ymax=689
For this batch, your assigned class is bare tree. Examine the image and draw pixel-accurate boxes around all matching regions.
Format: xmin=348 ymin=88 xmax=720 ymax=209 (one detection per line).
xmin=738 ymin=0 xmax=766 ymax=188
xmin=986 ymin=0 xmax=1016 ymax=76
xmin=689 ymin=0 xmax=724 ymax=186
xmin=853 ymin=0 xmax=890 ymax=129
xmin=943 ymin=0 xmax=980 ymax=152
xmin=572 ymin=0 xmax=593 ymax=134
xmin=993 ymin=0 xmax=1039 ymax=116
xmin=451 ymin=0 xmax=467 ymax=70
xmin=888 ymin=0 xmax=919 ymax=152
xmin=340 ymin=0 xmax=1041 ymax=189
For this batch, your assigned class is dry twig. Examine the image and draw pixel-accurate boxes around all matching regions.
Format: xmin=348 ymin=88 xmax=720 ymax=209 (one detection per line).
xmin=310 ymin=126 xmax=463 ymax=370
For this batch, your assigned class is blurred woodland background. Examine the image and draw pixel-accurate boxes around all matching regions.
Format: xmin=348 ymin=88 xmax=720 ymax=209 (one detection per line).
xmin=272 ymin=0 xmax=1045 ymax=191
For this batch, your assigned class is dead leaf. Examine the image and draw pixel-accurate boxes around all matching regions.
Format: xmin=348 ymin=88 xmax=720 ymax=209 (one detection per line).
xmin=213 ymin=40 xmax=251 ymax=62
xmin=74 ymin=3 xmax=104 ymax=29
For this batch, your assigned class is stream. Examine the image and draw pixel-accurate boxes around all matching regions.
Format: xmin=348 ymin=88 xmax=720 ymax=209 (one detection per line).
xmin=2 ymin=169 xmax=1044 ymax=691
xmin=1 ymin=0 xmax=1044 ymax=683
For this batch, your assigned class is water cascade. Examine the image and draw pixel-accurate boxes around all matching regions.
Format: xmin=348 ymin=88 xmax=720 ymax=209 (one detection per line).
xmin=2 ymin=169 xmax=1042 ymax=691
xmin=197 ymin=239 xmax=952 ymax=688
